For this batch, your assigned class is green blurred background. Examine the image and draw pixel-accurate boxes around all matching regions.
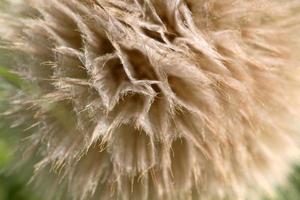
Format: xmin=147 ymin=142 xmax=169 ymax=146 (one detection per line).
xmin=0 ymin=66 xmax=39 ymax=200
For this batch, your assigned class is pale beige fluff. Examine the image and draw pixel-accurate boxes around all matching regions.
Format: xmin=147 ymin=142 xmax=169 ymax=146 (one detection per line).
xmin=1 ymin=0 xmax=300 ymax=200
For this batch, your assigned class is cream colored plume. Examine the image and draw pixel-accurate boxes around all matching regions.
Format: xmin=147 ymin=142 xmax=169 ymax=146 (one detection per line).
xmin=1 ymin=0 xmax=300 ymax=199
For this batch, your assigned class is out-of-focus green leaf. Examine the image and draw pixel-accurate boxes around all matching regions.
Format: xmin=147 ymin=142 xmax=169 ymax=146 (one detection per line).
xmin=0 ymin=66 xmax=24 ymax=88
xmin=0 ymin=140 xmax=11 ymax=166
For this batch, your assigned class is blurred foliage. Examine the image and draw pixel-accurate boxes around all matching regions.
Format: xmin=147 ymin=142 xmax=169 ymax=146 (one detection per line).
xmin=266 ymin=166 xmax=300 ymax=200
xmin=0 ymin=65 xmax=39 ymax=200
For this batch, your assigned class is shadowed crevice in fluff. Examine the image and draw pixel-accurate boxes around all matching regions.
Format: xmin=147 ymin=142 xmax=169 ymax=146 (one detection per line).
xmin=1 ymin=0 xmax=300 ymax=200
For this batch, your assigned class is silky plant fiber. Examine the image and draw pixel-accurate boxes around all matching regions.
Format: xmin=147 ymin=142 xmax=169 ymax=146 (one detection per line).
xmin=1 ymin=0 xmax=300 ymax=199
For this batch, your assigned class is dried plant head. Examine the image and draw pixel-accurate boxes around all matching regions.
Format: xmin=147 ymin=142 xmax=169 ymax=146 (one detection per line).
xmin=1 ymin=0 xmax=300 ymax=199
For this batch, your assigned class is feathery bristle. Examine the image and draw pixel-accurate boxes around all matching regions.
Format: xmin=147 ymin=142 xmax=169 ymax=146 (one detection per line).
xmin=1 ymin=0 xmax=300 ymax=199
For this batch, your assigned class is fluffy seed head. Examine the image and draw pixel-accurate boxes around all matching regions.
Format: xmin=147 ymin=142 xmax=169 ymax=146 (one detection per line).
xmin=1 ymin=0 xmax=300 ymax=199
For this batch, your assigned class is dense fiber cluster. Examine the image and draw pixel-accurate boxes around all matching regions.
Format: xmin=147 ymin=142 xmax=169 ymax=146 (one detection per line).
xmin=1 ymin=0 xmax=300 ymax=199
